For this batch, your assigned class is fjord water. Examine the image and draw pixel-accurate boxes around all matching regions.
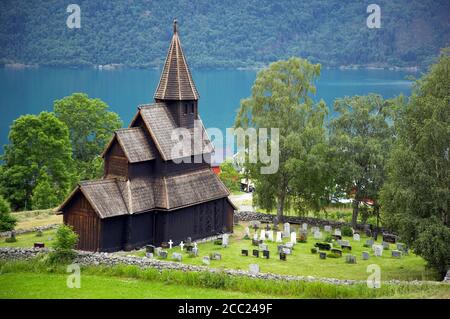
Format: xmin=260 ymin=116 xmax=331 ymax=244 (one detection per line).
xmin=0 ymin=67 xmax=414 ymax=152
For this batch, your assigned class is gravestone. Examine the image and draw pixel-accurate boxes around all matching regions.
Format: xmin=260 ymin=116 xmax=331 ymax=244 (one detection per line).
xmin=353 ymin=233 xmax=361 ymax=241
xmin=191 ymin=247 xmax=199 ymax=257
xmin=161 ymin=242 xmax=169 ymax=249
xmin=283 ymin=223 xmax=290 ymax=238
xmin=263 ymin=250 xmax=270 ymax=259
xmin=241 ymin=249 xmax=249 ymax=256
xmin=267 ymin=230 xmax=274 ymax=242
xmin=319 ymin=252 xmax=327 ymax=259
xmin=159 ymin=251 xmax=168 ymax=259
xmin=202 ymin=256 xmax=210 ymax=265
xmin=251 ymin=220 xmax=261 ymax=230
xmin=382 ymin=233 xmax=397 ymax=244
xmin=145 ymin=245 xmax=155 ymax=254
xmin=145 ymin=252 xmax=153 ymax=259
xmin=391 ymin=250 xmax=402 ymax=258
xmin=365 ymin=239 xmax=374 ymax=247
xmin=373 ymin=244 xmax=383 ymax=257
xmin=285 ymin=242 xmax=294 ymax=249
xmin=222 ymin=233 xmax=229 ymax=248
xmin=382 ymin=241 xmax=390 ymax=250
xmin=252 ymin=249 xmax=259 ymax=258
xmin=244 ymin=227 xmax=250 ymax=239
xmin=342 ymin=244 xmax=352 ymax=252
xmin=253 ymin=233 xmax=258 ymax=241
xmin=315 ymin=242 xmax=332 ymax=250
xmin=249 ymin=264 xmax=260 ymax=275
xmin=297 ymin=231 xmax=307 ymax=243
xmin=276 ymin=231 xmax=283 ymax=243
xmin=213 ymin=252 xmax=222 ymax=260
xmin=259 ymin=243 xmax=268 ymax=251
xmin=172 ymin=252 xmax=183 ymax=262
xmin=362 ymin=251 xmax=370 ymax=260
xmin=337 ymin=239 xmax=343 ymax=246
xmin=155 ymin=247 xmax=162 ymax=256
xmin=260 ymin=229 xmax=266 ymax=241
xmin=332 ymin=234 xmax=342 ymax=240
xmin=334 ymin=229 xmax=341 ymax=236
xmin=302 ymin=223 xmax=308 ymax=231
xmin=277 ymin=245 xmax=285 ymax=253
xmin=443 ymin=270 xmax=450 ymax=283
xmin=33 ymin=242 xmax=44 ymax=248
xmin=396 ymin=243 xmax=408 ymax=254
xmin=36 ymin=230 xmax=43 ymax=237
xmin=279 ymin=252 xmax=287 ymax=261
xmin=331 ymin=248 xmax=342 ymax=257
xmin=290 ymin=232 xmax=297 ymax=244
xmin=313 ymin=231 xmax=322 ymax=239
xmin=272 ymin=216 xmax=279 ymax=231
xmin=282 ymin=247 xmax=292 ymax=255
xmin=311 ymin=226 xmax=319 ymax=234
xmin=345 ymin=255 xmax=357 ymax=264
xmin=340 ymin=240 xmax=350 ymax=246
xmin=324 ymin=225 xmax=332 ymax=232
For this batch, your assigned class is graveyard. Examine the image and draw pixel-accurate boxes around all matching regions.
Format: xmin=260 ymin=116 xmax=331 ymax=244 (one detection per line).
xmin=128 ymin=222 xmax=437 ymax=281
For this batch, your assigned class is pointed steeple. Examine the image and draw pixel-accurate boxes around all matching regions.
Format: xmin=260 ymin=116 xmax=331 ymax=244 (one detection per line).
xmin=154 ymin=20 xmax=199 ymax=101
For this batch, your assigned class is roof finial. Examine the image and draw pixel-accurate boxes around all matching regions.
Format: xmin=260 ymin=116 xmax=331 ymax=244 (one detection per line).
xmin=173 ymin=19 xmax=178 ymax=34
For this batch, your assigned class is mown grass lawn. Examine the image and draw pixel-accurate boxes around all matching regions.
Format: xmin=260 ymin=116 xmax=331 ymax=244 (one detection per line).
xmin=0 ymin=272 xmax=276 ymax=299
xmin=133 ymin=223 xmax=439 ymax=281
xmin=0 ymin=229 xmax=57 ymax=248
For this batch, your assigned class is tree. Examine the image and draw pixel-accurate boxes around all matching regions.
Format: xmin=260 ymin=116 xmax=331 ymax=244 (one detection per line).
xmin=49 ymin=224 xmax=79 ymax=264
xmin=0 ymin=112 xmax=74 ymax=210
xmin=0 ymin=195 xmax=16 ymax=231
xmin=218 ymin=161 xmax=240 ymax=192
xmin=54 ymin=93 xmax=122 ymax=171
xmin=329 ymin=94 xmax=394 ymax=227
xmin=380 ymin=50 xmax=450 ymax=277
xmin=235 ymin=57 xmax=329 ymax=220
xmin=31 ymin=170 xmax=59 ymax=210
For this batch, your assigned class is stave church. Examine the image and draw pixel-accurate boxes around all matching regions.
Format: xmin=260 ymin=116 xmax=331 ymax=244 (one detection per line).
xmin=58 ymin=21 xmax=236 ymax=252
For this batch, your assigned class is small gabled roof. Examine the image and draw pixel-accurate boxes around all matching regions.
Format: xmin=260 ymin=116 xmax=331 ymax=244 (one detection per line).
xmin=154 ymin=20 xmax=199 ymax=101
xmin=133 ymin=103 xmax=213 ymax=161
xmin=102 ymin=127 xmax=157 ymax=163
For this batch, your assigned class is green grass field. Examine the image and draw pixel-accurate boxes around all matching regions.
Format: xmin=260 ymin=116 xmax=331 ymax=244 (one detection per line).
xmin=0 ymin=260 xmax=448 ymax=299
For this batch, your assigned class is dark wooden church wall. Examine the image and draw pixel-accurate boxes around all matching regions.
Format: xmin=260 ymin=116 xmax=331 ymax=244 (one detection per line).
xmin=100 ymin=216 xmax=125 ymax=252
xmin=104 ymin=140 xmax=128 ymax=178
xmin=63 ymin=192 xmax=101 ymax=251
xmin=126 ymin=213 xmax=155 ymax=250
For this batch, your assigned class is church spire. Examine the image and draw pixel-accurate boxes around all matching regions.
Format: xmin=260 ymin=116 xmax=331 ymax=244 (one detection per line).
xmin=154 ymin=20 xmax=199 ymax=101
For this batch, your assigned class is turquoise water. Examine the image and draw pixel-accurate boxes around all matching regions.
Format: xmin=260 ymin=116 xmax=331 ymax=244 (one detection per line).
xmin=0 ymin=67 xmax=414 ymax=153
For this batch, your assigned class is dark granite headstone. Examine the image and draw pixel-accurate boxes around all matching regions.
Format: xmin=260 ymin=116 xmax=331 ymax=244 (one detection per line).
xmin=279 ymin=252 xmax=286 ymax=261
xmin=252 ymin=249 xmax=259 ymax=258
xmin=34 ymin=242 xmax=45 ymax=248
xmin=263 ymin=250 xmax=270 ymax=259
xmin=319 ymin=252 xmax=327 ymax=259
xmin=241 ymin=249 xmax=249 ymax=256
xmin=145 ymin=245 xmax=155 ymax=253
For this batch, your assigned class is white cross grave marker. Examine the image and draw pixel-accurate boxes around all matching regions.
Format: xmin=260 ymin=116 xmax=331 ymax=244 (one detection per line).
xmin=168 ymin=239 xmax=173 ymax=249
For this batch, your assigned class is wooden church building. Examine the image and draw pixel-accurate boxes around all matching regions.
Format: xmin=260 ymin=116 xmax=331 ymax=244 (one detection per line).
xmin=58 ymin=21 xmax=236 ymax=252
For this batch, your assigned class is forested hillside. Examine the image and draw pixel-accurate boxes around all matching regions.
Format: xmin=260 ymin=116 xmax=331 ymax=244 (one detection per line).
xmin=0 ymin=0 xmax=449 ymax=69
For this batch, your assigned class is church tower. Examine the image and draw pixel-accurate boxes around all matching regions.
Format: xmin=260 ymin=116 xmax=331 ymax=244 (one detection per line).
xmin=154 ymin=20 xmax=199 ymax=129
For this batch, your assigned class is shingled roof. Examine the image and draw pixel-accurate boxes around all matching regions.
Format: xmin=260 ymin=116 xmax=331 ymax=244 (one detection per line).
xmin=135 ymin=103 xmax=213 ymax=161
xmin=59 ymin=168 xmax=231 ymax=219
xmin=154 ymin=20 xmax=199 ymax=101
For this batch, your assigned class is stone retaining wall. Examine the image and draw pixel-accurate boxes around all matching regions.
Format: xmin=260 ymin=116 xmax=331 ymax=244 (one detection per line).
xmin=0 ymin=247 xmax=436 ymax=286
xmin=235 ymin=211 xmax=369 ymax=231
xmin=0 ymin=224 xmax=59 ymax=238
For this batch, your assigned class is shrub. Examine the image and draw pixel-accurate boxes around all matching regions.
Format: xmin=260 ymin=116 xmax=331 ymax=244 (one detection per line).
xmin=341 ymin=226 xmax=353 ymax=237
xmin=310 ymin=247 xmax=318 ymax=254
xmin=324 ymin=234 xmax=333 ymax=243
xmin=48 ymin=225 xmax=78 ymax=264
xmin=315 ymin=242 xmax=332 ymax=250
xmin=5 ymin=236 xmax=17 ymax=243
xmin=0 ymin=196 xmax=17 ymax=232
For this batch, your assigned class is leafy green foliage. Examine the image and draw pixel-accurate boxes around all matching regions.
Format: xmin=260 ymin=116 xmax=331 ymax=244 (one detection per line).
xmin=54 ymin=93 xmax=122 ymax=179
xmin=49 ymin=224 xmax=78 ymax=264
xmin=0 ymin=196 xmax=16 ymax=232
xmin=31 ymin=170 xmax=59 ymax=210
xmin=329 ymin=94 xmax=394 ymax=226
xmin=218 ymin=161 xmax=240 ymax=192
xmin=0 ymin=112 xmax=75 ymax=210
xmin=0 ymin=1 xmax=448 ymax=69
xmin=381 ymin=50 xmax=450 ymax=277
xmin=235 ymin=57 xmax=329 ymax=219
xmin=341 ymin=226 xmax=353 ymax=237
